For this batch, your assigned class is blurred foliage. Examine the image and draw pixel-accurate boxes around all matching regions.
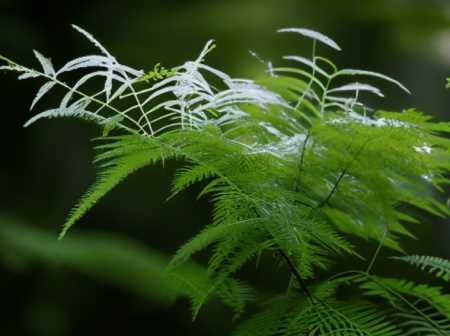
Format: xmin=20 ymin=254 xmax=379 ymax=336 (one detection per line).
xmin=0 ymin=214 xmax=205 ymax=305
xmin=0 ymin=214 xmax=234 ymax=335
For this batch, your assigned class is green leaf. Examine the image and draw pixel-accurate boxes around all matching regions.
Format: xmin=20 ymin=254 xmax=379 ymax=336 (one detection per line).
xmin=60 ymin=136 xmax=170 ymax=239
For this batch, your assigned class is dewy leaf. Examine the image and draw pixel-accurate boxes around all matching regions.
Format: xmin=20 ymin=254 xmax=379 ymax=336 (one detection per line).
xmin=18 ymin=71 xmax=40 ymax=80
xmin=71 ymin=24 xmax=112 ymax=58
xmin=33 ymin=50 xmax=55 ymax=76
xmin=57 ymin=55 xmax=142 ymax=77
xmin=283 ymin=55 xmax=329 ymax=77
xmin=278 ymin=27 xmax=341 ymax=51
xmin=329 ymin=82 xmax=384 ymax=97
xmin=0 ymin=65 xmax=16 ymax=71
xmin=30 ymin=81 xmax=57 ymax=110
xmin=334 ymin=69 xmax=411 ymax=94
xmin=24 ymin=101 xmax=103 ymax=128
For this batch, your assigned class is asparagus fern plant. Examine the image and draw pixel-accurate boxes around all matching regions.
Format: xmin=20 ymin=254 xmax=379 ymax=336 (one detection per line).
xmin=2 ymin=25 xmax=450 ymax=335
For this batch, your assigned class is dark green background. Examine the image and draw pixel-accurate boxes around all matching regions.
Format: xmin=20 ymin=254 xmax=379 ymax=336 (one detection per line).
xmin=1 ymin=0 xmax=449 ymax=335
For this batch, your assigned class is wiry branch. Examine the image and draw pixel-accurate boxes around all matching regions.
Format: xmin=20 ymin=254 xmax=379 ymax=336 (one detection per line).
xmin=299 ymin=131 xmax=310 ymax=172
xmin=317 ymin=137 xmax=373 ymax=208
xmin=294 ymin=130 xmax=311 ymax=193
xmin=277 ymin=248 xmax=314 ymax=301
xmin=318 ymin=168 xmax=347 ymax=207
xmin=294 ymin=199 xmax=314 ymax=208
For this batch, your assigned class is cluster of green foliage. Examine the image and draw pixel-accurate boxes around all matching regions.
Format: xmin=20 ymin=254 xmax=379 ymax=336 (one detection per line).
xmin=2 ymin=26 xmax=450 ymax=335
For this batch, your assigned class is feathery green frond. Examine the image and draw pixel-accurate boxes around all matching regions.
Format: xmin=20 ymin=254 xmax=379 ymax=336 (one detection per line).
xmin=232 ymin=296 xmax=294 ymax=336
xmin=167 ymin=218 xmax=259 ymax=270
xmin=218 ymin=278 xmax=256 ymax=318
xmin=360 ymin=277 xmax=450 ymax=318
xmin=393 ymin=255 xmax=450 ymax=282
xmin=396 ymin=306 xmax=450 ymax=336
xmin=170 ymin=163 xmax=218 ymax=199
xmin=305 ymin=300 xmax=403 ymax=336
xmin=60 ymin=135 xmax=171 ymax=239
xmin=344 ymin=273 xmax=450 ymax=335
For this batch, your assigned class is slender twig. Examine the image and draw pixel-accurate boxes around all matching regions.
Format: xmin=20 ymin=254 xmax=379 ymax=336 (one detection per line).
xmin=366 ymin=228 xmax=387 ymax=274
xmin=277 ymin=248 xmax=313 ymax=301
xmin=318 ymin=168 xmax=347 ymax=207
xmin=293 ymin=40 xmax=317 ymax=111
xmin=294 ymin=199 xmax=314 ymax=208
xmin=316 ymin=133 xmax=379 ymax=209
xmin=293 ymin=130 xmax=310 ymax=196
xmin=298 ymin=131 xmax=310 ymax=176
